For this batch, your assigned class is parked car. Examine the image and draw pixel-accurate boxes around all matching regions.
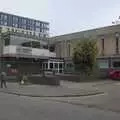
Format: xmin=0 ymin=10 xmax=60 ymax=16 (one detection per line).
xmin=109 ymin=68 xmax=120 ymax=80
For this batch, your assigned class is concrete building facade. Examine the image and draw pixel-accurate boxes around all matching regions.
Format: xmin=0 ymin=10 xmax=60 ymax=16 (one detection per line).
xmin=50 ymin=24 xmax=120 ymax=72
xmin=0 ymin=12 xmax=64 ymax=74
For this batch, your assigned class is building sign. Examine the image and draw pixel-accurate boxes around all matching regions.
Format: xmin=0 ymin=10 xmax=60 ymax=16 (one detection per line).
xmin=16 ymin=47 xmax=32 ymax=56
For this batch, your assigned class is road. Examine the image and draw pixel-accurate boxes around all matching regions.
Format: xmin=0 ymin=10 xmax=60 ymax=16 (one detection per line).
xmin=0 ymin=88 xmax=120 ymax=120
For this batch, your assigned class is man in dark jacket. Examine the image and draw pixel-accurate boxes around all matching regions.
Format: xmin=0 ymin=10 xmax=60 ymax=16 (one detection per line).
xmin=1 ymin=72 xmax=7 ymax=88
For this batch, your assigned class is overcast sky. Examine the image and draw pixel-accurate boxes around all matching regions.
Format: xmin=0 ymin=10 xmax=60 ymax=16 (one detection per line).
xmin=0 ymin=0 xmax=120 ymax=36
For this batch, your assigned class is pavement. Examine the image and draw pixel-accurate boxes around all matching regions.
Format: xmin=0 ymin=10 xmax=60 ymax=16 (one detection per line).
xmin=1 ymin=92 xmax=120 ymax=120
xmin=0 ymin=80 xmax=104 ymax=97
xmin=46 ymin=80 xmax=120 ymax=113
xmin=0 ymin=80 xmax=120 ymax=119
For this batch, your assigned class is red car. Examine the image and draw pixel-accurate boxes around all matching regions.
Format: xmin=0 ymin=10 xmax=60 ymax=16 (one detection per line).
xmin=109 ymin=69 xmax=120 ymax=79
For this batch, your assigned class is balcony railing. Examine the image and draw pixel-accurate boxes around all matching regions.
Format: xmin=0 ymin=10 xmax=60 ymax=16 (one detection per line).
xmin=3 ymin=45 xmax=56 ymax=58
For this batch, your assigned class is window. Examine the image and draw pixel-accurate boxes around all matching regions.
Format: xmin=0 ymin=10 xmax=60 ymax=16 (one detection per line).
xmin=67 ymin=63 xmax=73 ymax=68
xmin=68 ymin=42 xmax=71 ymax=57
xmin=116 ymin=34 xmax=119 ymax=54
xmin=1 ymin=14 xmax=7 ymax=20
xmin=4 ymin=22 xmax=7 ymax=26
xmin=49 ymin=45 xmax=55 ymax=52
xmin=31 ymin=41 xmax=40 ymax=48
xmin=55 ymin=63 xmax=58 ymax=68
xmin=101 ymin=37 xmax=104 ymax=55
xmin=4 ymin=15 xmax=7 ymax=20
xmin=98 ymin=60 xmax=109 ymax=69
xmin=44 ymin=63 xmax=48 ymax=69
xmin=36 ymin=21 xmax=40 ymax=26
xmin=40 ymin=28 xmax=42 ymax=32
xmin=13 ymin=23 xmax=18 ymax=27
xmin=43 ymin=45 xmax=48 ymax=49
xmin=59 ymin=63 xmax=63 ymax=68
xmin=35 ymin=27 xmax=40 ymax=32
xmin=50 ymin=63 xmax=53 ymax=69
xmin=0 ymin=21 xmax=4 ymax=25
xmin=113 ymin=61 xmax=120 ymax=68
xmin=21 ymin=25 xmax=26 ymax=29
xmin=58 ymin=43 xmax=61 ymax=57
xmin=22 ymin=19 xmax=26 ymax=24
xmin=13 ymin=17 xmax=18 ymax=23
xmin=59 ymin=69 xmax=62 ymax=73
xmin=0 ymin=21 xmax=7 ymax=26
xmin=1 ymin=14 xmax=4 ymax=20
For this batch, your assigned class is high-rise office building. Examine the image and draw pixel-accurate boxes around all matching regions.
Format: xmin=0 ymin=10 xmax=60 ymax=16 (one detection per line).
xmin=0 ymin=12 xmax=49 ymax=39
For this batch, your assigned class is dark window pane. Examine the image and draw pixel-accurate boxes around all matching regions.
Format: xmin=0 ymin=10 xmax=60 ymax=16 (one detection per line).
xmin=50 ymin=63 xmax=53 ymax=68
xmin=59 ymin=63 xmax=62 ymax=68
xmin=55 ymin=63 xmax=58 ymax=68
xmin=113 ymin=62 xmax=120 ymax=68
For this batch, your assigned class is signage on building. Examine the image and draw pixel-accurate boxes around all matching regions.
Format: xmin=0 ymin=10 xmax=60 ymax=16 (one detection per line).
xmin=16 ymin=47 xmax=32 ymax=55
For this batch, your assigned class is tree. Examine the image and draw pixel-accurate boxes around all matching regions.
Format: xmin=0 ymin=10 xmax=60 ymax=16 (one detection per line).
xmin=0 ymin=31 xmax=10 ymax=72
xmin=72 ymin=38 xmax=98 ymax=75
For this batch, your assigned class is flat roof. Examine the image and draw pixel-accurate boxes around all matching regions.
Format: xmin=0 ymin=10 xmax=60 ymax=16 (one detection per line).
xmin=0 ymin=11 xmax=49 ymax=24
xmin=50 ymin=24 xmax=120 ymax=42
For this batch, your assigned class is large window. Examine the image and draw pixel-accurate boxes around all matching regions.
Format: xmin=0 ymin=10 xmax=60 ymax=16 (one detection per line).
xmin=31 ymin=41 xmax=40 ymax=48
xmin=22 ymin=19 xmax=26 ymax=24
xmin=101 ymin=37 xmax=104 ymax=55
xmin=115 ymin=33 xmax=119 ymax=54
xmin=35 ymin=21 xmax=40 ymax=26
xmin=0 ymin=14 xmax=7 ymax=20
xmin=0 ymin=14 xmax=8 ymax=26
xmin=50 ymin=63 xmax=53 ymax=69
xmin=35 ymin=27 xmax=40 ymax=32
xmin=55 ymin=63 xmax=58 ymax=68
xmin=59 ymin=63 xmax=63 ymax=68
xmin=12 ymin=16 xmax=18 ymax=27
xmin=113 ymin=61 xmax=120 ymax=68
xmin=10 ymin=35 xmax=32 ymax=47
xmin=98 ymin=60 xmax=109 ymax=69
xmin=67 ymin=42 xmax=71 ymax=57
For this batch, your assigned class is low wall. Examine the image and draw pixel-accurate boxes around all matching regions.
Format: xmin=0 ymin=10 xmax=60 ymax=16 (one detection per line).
xmin=28 ymin=75 xmax=60 ymax=86
xmin=57 ymin=69 xmax=108 ymax=82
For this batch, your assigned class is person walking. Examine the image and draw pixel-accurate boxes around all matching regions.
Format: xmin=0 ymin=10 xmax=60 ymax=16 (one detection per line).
xmin=1 ymin=71 xmax=7 ymax=88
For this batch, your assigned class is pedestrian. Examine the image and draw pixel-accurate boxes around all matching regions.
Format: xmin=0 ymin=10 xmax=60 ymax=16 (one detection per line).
xmin=1 ymin=71 xmax=7 ymax=88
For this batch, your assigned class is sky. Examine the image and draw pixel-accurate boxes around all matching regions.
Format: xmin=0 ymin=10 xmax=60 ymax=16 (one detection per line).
xmin=0 ymin=0 xmax=120 ymax=36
